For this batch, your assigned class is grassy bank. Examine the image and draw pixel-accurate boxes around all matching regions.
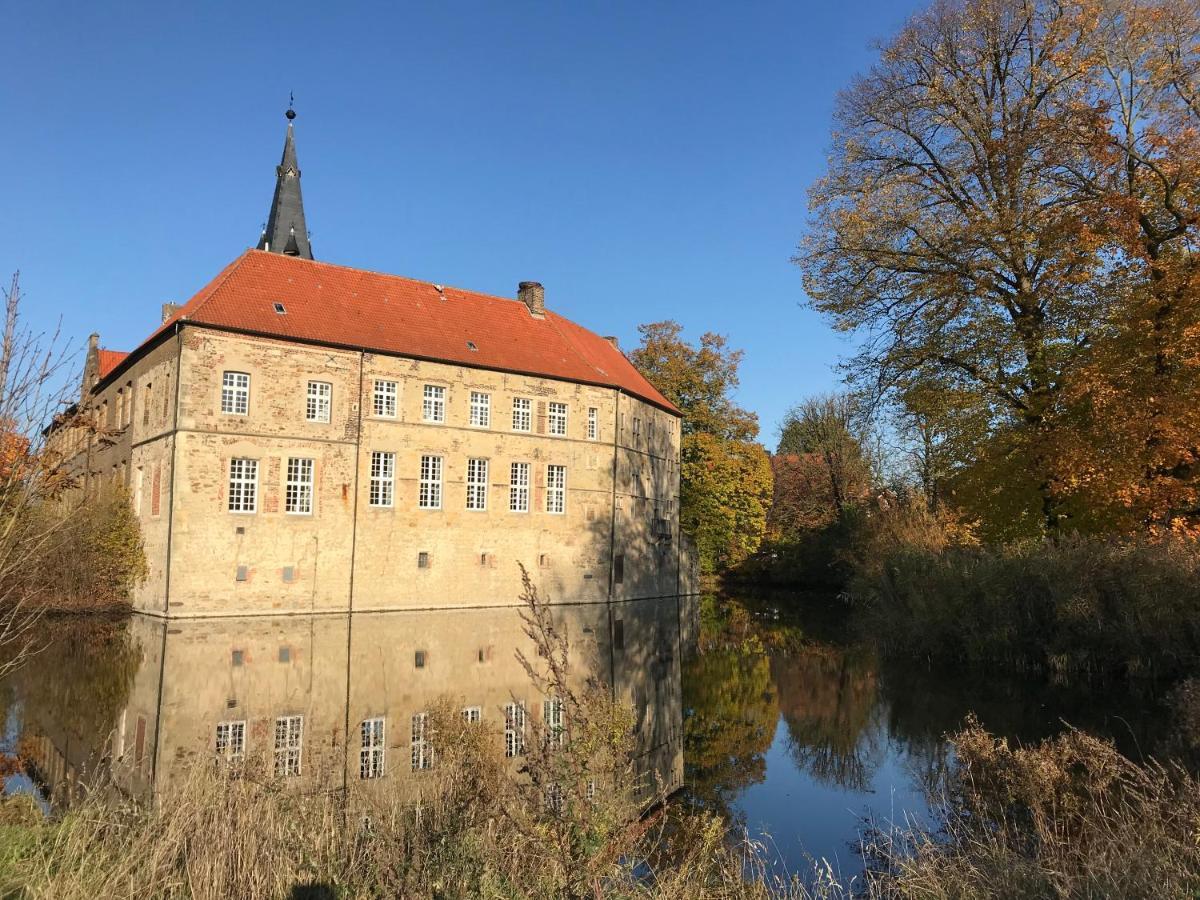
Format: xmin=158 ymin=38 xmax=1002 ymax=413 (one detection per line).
xmin=849 ymin=536 xmax=1200 ymax=681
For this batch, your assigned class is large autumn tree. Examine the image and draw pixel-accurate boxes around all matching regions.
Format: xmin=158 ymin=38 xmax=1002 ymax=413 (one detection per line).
xmin=799 ymin=0 xmax=1108 ymax=534
xmin=630 ymin=321 xmax=772 ymax=573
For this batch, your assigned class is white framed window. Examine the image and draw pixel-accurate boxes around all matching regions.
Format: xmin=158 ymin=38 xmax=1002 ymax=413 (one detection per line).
xmin=422 ymin=385 xmax=446 ymax=423
xmin=469 ymin=391 xmax=490 ymax=427
xmin=509 ymin=462 xmax=530 ymax=513
xmin=369 ymin=451 xmax=394 ymax=508
xmin=373 ymin=380 xmax=397 ymax=418
xmin=419 ymin=455 xmax=443 ymax=509
xmin=411 ymin=712 xmax=433 ymax=771
xmin=285 ymin=457 xmax=314 ymax=515
xmin=360 ymin=717 xmax=385 ymax=779
xmin=544 ymin=698 xmax=565 ymax=749
xmin=512 ymin=397 xmax=532 ymax=432
xmin=462 ymin=706 xmax=482 ymax=724
xmin=306 ymin=381 xmax=332 ymax=423
xmin=504 ymin=702 xmax=526 ymax=758
xmin=274 ymin=715 xmax=303 ymax=777
xmin=546 ymin=464 xmax=566 ymax=514
xmin=215 ymin=720 xmax=246 ymax=764
xmin=227 ymin=458 xmax=258 ymax=513
xmin=221 ymin=372 xmax=249 ymax=415
xmin=548 ymin=401 xmax=568 ymax=436
xmin=466 ymin=458 xmax=488 ymax=510
xmin=587 ymin=407 xmax=598 ymax=440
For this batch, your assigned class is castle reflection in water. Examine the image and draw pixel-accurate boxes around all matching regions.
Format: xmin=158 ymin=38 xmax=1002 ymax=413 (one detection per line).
xmin=13 ymin=597 xmax=690 ymax=807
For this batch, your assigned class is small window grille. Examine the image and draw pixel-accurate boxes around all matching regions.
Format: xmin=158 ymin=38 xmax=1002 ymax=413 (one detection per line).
xmin=466 ymin=457 xmax=488 ymax=510
xmin=512 ymin=398 xmax=532 ymax=432
xmin=504 ymin=702 xmax=526 ymax=757
xmin=306 ymin=381 xmax=331 ymax=423
xmin=221 ymin=372 xmax=250 ymax=415
xmin=285 ymin=457 xmax=314 ymax=514
xmin=546 ymin=464 xmax=567 ymax=514
xmin=411 ymin=713 xmax=433 ymax=771
xmin=360 ymin=717 xmax=385 ymax=779
xmin=422 ymin=384 xmax=446 ymax=423
xmin=369 ymin=451 xmax=394 ymax=507
xmin=548 ymin=402 xmax=568 ymax=436
xmin=419 ymin=455 xmax=443 ymax=509
xmin=418 ymin=551 xmax=430 ymax=568
xmin=373 ymin=380 xmax=398 ymax=418
xmin=274 ymin=715 xmax=303 ymax=777
xmin=469 ymin=391 xmax=490 ymax=427
xmin=415 ymin=650 xmax=426 ymax=668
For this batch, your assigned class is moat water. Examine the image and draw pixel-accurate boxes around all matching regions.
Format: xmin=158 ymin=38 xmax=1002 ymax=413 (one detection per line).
xmin=0 ymin=593 xmax=1172 ymax=884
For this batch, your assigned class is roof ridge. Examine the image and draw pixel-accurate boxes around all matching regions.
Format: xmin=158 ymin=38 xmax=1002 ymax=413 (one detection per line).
xmin=246 ymin=249 xmax=525 ymax=309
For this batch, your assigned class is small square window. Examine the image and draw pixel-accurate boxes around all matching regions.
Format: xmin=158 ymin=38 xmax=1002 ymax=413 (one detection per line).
xmin=415 ymin=650 xmax=426 ymax=668
xmin=418 ymin=551 xmax=430 ymax=568
xmin=231 ymin=649 xmax=244 ymax=666
xmin=236 ymin=564 xmax=248 ymax=581
xmin=279 ymin=646 xmax=291 ymax=663
xmin=282 ymin=565 xmax=295 ymax=583
xmin=539 ymin=554 xmax=550 ymax=568
xmin=273 ymin=302 xmax=286 ymax=314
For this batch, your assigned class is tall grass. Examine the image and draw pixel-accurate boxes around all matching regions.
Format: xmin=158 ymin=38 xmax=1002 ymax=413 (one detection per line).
xmin=850 ymin=535 xmax=1200 ymax=680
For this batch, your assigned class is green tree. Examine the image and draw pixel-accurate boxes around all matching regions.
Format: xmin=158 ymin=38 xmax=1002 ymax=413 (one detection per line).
xmin=631 ymin=321 xmax=772 ymax=573
xmin=798 ymin=0 xmax=1107 ymax=533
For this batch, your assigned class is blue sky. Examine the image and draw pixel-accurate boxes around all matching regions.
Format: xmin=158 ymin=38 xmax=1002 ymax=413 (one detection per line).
xmin=4 ymin=1 xmax=919 ymax=443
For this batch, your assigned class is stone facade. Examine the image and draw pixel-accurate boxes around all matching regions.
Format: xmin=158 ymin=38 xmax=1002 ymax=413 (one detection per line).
xmin=53 ymin=321 xmax=694 ymax=619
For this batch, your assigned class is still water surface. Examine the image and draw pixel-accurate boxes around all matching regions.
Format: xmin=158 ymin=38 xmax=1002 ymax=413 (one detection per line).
xmin=0 ymin=593 xmax=1169 ymax=884
xmin=681 ymin=593 xmax=1168 ymax=881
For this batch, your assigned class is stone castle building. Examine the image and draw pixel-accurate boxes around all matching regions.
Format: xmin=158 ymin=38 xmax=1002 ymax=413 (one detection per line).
xmin=52 ymin=112 xmax=698 ymax=620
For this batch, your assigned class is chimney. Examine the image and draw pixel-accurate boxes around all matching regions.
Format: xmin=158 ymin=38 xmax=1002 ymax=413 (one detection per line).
xmin=87 ymin=333 xmax=99 ymax=352
xmin=161 ymin=302 xmax=182 ymax=324
xmin=603 ymin=335 xmax=619 ymax=350
xmin=517 ymin=281 xmax=545 ymax=317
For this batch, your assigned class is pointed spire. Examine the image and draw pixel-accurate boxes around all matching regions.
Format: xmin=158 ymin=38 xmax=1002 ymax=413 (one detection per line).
xmin=257 ymin=101 xmax=313 ymax=259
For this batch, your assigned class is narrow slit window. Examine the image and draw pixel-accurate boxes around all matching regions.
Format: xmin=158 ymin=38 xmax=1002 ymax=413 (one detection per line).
xmin=221 ymin=372 xmax=250 ymax=415
xmin=419 ymin=455 xmax=443 ymax=509
xmin=587 ymin=407 xmax=598 ymax=440
xmin=466 ymin=457 xmax=488 ymax=510
xmin=306 ymin=381 xmax=332 ymax=423
xmin=285 ymin=457 xmax=314 ymax=514
xmin=469 ymin=391 xmax=490 ymax=427
xmin=227 ymin=458 xmax=258 ymax=513
xmin=509 ymin=462 xmax=530 ymax=512
xmin=369 ymin=451 xmax=395 ymax=507
xmin=422 ymin=384 xmax=446 ymax=423
xmin=373 ymin=380 xmax=398 ymax=418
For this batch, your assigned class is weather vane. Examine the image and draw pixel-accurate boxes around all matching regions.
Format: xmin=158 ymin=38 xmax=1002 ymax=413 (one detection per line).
xmin=286 ymin=91 xmax=296 ymax=121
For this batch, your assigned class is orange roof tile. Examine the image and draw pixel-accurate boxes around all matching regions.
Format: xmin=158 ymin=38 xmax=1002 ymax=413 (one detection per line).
xmin=97 ymin=349 xmax=129 ymax=379
xmin=134 ymin=250 xmax=677 ymax=413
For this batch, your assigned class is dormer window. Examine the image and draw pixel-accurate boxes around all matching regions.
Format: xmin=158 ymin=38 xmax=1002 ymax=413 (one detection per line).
xmin=273 ymin=302 xmax=286 ymax=314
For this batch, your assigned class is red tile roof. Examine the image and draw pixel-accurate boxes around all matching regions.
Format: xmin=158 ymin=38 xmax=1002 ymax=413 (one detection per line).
xmin=137 ymin=250 xmax=677 ymax=413
xmin=97 ymin=349 xmax=129 ymax=379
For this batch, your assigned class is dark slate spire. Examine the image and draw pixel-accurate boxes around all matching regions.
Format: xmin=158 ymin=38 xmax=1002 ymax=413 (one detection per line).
xmin=257 ymin=104 xmax=313 ymax=259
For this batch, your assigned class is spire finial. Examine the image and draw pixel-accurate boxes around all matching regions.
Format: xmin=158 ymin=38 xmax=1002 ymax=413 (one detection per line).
xmin=286 ymin=92 xmax=296 ymax=121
